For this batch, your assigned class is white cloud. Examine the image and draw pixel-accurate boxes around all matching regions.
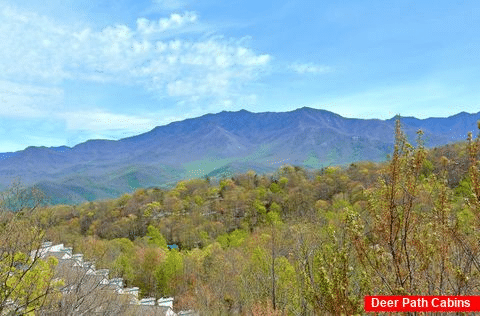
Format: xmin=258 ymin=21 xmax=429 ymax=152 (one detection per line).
xmin=137 ymin=12 xmax=197 ymax=35
xmin=130 ymin=37 xmax=270 ymax=98
xmin=0 ymin=4 xmax=270 ymax=112
xmin=0 ymin=6 xmax=70 ymax=82
xmin=290 ymin=62 xmax=333 ymax=74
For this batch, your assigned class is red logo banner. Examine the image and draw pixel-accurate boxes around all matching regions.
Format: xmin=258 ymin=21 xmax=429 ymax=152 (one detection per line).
xmin=365 ymin=296 xmax=480 ymax=312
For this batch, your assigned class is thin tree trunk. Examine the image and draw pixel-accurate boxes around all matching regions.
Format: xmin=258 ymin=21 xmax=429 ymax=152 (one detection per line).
xmin=271 ymin=226 xmax=276 ymax=310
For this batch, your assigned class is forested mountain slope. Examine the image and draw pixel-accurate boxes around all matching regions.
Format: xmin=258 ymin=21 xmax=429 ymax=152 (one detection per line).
xmin=7 ymin=121 xmax=480 ymax=314
xmin=1 ymin=107 xmax=479 ymax=204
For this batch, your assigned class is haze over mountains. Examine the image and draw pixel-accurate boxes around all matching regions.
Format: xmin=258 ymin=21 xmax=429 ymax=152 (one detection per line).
xmin=1 ymin=107 xmax=479 ymax=204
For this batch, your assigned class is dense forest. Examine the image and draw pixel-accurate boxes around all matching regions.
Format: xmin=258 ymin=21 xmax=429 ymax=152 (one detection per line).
xmin=3 ymin=120 xmax=480 ymax=315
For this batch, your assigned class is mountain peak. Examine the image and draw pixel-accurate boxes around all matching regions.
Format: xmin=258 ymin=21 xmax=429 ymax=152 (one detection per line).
xmin=451 ymin=111 xmax=471 ymax=117
xmin=219 ymin=109 xmax=251 ymax=114
xmin=293 ymin=106 xmax=342 ymax=117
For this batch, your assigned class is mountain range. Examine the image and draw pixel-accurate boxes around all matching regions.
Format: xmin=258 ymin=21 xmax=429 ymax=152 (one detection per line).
xmin=1 ymin=107 xmax=479 ymax=204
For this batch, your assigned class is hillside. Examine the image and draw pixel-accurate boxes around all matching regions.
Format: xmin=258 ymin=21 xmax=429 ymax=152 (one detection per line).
xmin=8 ymin=121 xmax=480 ymax=314
xmin=0 ymin=107 xmax=479 ymax=204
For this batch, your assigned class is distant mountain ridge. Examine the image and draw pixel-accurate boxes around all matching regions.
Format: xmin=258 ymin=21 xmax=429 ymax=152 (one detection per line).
xmin=1 ymin=107 xmax=479 ymax=204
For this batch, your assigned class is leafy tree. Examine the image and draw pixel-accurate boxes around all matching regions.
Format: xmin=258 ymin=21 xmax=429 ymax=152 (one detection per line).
xmin=146 ymin=225 xmax=168 ymax=249
xmin=0 ymin=183 xmax=61 ymax=315
xmin=348 ymin=122 xmax=430 ymax=294
xmin=156 ymin=249 xmax=184 ymax=296
xmin=216 ymin=229 xmax=248 ymax=249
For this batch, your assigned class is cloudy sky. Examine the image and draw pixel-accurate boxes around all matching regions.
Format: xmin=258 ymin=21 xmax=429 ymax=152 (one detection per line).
xmin=1 ymin=0 xmax=479 ymax=152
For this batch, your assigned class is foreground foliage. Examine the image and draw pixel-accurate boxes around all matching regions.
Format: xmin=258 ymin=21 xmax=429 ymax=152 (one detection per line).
xmin=3 ymin=119 xmax=480 ymax=315
xmin=0 ymin=185 xmax=61 ymax=315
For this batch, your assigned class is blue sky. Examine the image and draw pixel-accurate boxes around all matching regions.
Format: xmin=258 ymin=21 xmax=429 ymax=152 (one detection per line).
xmin=1 ymin=0 xmax=480 ymax=152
